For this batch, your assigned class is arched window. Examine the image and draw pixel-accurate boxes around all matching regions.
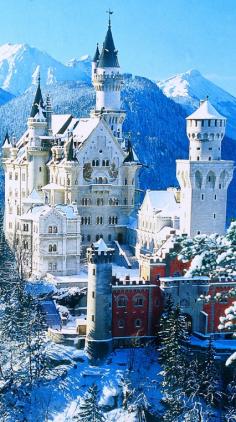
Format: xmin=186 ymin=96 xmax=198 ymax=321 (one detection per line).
xmin=48 ymin=226 xmax=52 ymax=233
xmin=118 ymin=320 xmax=124 ymax=328
xmin=53 ymin=226 xmax=58 ymax=233
xmin=206 ymin=171 xmax=216 ymax=189
xmin=117 ymin=295 xmax=128 ymax=307
xmin=96 ymin=160 xmax=99 ymax=167
xmin=125 ymin=178 xmax=128 ymax=185
xmin=53 ymin=244 xmax=57 ymax=252
xmin=102 ymin=160 xmax=105 ymax=166
xmin=133 ymin=295 xmax=144 ymax=307
xmin=195 ymin=171 xmax=202 ymax=189
xmin=48 ymin=244 xmax=53 ymax=252
xmin=92 ymin=160 xmax=95 ymax=166
xmin=106 ymin=160 xmax=109 ymax=166
xmin=135 ymin=319 xmax=141 ymax=328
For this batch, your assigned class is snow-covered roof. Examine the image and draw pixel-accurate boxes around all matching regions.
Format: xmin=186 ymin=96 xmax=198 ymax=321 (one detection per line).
xmin=51 ymin=114 xmax=73 ymax=135
xmin=42 ymin=183 xmax=64 ymax=190
xmin=145 ymin=190 xmax=181 ymax=217
xmin=20 ymin=204 xmax=77 ymax=222
xmin=73 ymin=117 xmax=100 ymax=143
xmin=55 ymin=204 xmax=78 ymax=219
xmin=93 ymin=238 xmax=110 ymax=253
xmin=23 ymin=189 xmax=44 ymax=204
xmin=187 ymin=99 xmax=225 ymax=120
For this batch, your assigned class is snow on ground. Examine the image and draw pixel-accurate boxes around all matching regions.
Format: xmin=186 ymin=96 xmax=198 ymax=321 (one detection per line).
xmin=26 ymin=345 xmax=161 ymax=421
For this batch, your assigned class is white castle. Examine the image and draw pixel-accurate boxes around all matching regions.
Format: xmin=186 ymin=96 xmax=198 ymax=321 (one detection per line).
xmin=2 ymin=18 xmax=234 ymax=277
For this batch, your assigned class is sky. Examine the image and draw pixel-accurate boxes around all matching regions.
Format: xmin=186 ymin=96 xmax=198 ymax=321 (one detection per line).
xmin=0 ymin=0 xmax=236 ymax=94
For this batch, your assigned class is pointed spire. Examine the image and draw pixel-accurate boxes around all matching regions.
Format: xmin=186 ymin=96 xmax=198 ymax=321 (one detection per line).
xmin=98 ymin=11 xmax=119 ymax=68
xmin=124 ymin=138 xmax=135 ymax=163
xmin=93 ymin=43 xmax=100 ymax=62
xmin=2 ymin=130 xmax=11 ymax=148
xmin=30 ymin=72 xmax=45 ymax=118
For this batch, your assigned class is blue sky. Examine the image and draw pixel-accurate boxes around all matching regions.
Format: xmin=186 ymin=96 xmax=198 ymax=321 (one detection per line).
xmin=1 ymin=0 xmax=236 ymax=94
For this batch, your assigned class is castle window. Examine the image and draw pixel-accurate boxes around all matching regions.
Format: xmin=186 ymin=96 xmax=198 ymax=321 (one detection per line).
xmin=53 ymin=263 xmax=57 ymax=271
xmin=87 ymin=234 xmax=91 ymax=242
xmin=49 ymin=245 xmax=53 ymax=252
xmin=39 ymin=167 xmax=42 ymax=172
xmin=197 ymin=231 xmax=201 ymax=235
xmin=197 ymin=147 xmax=200 ymax=150
xmin=81 ymin=217 xmax=84 ymax=225
xmin=135 ymin=319 xmax=141 ymax=328
xmin=124 ymin=198 xmax=127 ymax=205
xmin=209 ymin=147 xmax=212 ymax=150
xmin=197 ymin=156 xmax=200 ymax=161
xmin=208 ymin=120 xmax=211 ymax=127
xmin=82 ymin=235 xmax=85 ymax=241
xmin=125 ymin=178 xmax=128 ymax=185
xmin=201 ymin=194 xmax=204 ymax=200
xmin=118 ymin=320 xmax=124 ymax=329
xmin=132 ymin=178 xmax=134 ymax=185
xmin=201 ymin=120 xmax=204 ymax=127
xmin=9 ymin=172 xmax=12 ymax=180
xmin=108 ymin=234 xmax=112 ymax=242
xmin=215 ymin=195 xmax=217 ymax=200
xmin=117 ymin=295 xmax=128 ymax=307
xmin=213 ymin=213 xmax=216 ymax=219
xmin=96 ymin=234 xmax=100 ymax=241
xmin=220 ymin=120 xmax=222 ymax=127
xmin=92 ymin=160 xmax=95 ymax=166
xmin=209 ymin=157 xmax=212 ymax=161
xmin=93 ymin=269 xmax=96 ymax=275
xmin=15 ymin=173 xmax=18 ymax=181
xmin=48 ymin=226 xmax=52 ymax=233
xmin=53 ymin=244 xmax=57 ymax=252
xmin=102 ymin=160 xmax=105 ymax=166
xmin=23 ymin=241 xmax=28 ymax=250
xmin=219 ymin=184 xmax=222 ymax=189
xmin=23 ymin=223 xmax=29 ymax=232
xmin=215 ymin=120 xmax=217 ymax=126
xmin=92 ymin=291 xmax=95 ymax=298
xmin=96 ymin=216 xmax=103 ymax=225
xmin=53 ymin=226 xmax=58 ymax=233
xmin=96 ymin=160 xmax=99 ymax=166
xmin=195 ymin=120 xmax=197 ymax=127
xmin=106 ymin=160 xmax=109 ymax=166
xmin=133 ymin=295 xmax=144 ymax=307
xmin=92 ymin=315 xmax=95 ymax=322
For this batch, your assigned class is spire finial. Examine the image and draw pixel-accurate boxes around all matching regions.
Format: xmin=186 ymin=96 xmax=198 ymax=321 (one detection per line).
xmin=106 ymin=9 xmax=113 ymax=28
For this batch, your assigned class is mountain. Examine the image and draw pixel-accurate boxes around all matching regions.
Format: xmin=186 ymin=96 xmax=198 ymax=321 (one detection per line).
xmin=157 ymin=69 xmax=236 ymax=140
xmin=0 ymin=43 xmax=91 ymax=95
xmin=0 ymin=87 xmax=14 ymax=105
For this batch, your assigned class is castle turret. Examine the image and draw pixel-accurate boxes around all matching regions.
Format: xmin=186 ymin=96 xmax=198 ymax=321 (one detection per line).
xmin=27 ymin=77 xmax=50 ymax=193
xmin=45 ymin=93 xmax=53 ymax=135
xmin=2 ymin=131 xmax=11 ymax=159
xmin=177 ymin=98 xmax=234 ymax=236
xmin=86 ymin=239 xmax=114 ymax=361
xmin=91 ymin=13 xmax=125 ymax=140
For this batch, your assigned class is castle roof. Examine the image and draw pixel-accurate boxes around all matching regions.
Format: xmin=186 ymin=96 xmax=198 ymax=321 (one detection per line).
xmin=145 ymin=190 xmax=181 ymax=217
xmin=93 ymin=238 xmax=110 ymax=252
xmin=93 ymin=43 xmax=100 ymax=62
xmin=23 ymin=189 xmax=44 ymax=204
xmin=30 ymin=75 xmax=45 ymax=118
xmin=187 ymin=99 xmax=225 ymax=120
xmin=98 ymin=22 xmax=119 ymax=68
xmin=2 ymin=131 xmax=11 ymax=148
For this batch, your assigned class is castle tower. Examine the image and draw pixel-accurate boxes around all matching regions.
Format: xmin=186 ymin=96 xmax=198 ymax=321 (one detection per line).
xmin=27 ymin=76 xmax=50 ymax=193
xmin=86 ymin=239 xmax=114 ymax=361
xmin=91 ymin=12 xmax=125 ymax=140
xmin=176 ymin=98 xmax=234 ymax=236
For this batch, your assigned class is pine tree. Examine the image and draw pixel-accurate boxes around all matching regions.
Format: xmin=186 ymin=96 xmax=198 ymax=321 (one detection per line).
xmin=73 ymin=384 xmax=105 ymax=422
xmin=198 ymin=338 xmax=223 ymax=406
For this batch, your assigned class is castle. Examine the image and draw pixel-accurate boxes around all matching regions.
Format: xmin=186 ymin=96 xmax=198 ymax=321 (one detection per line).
xmin=2 ymin=17 xmax=236 ymax=360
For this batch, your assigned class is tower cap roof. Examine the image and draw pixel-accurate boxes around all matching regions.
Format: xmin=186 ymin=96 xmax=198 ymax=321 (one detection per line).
xmin=187 ymin=98 xmax=226 ymax=120
xmin=93 ymin=43 xmax=100 ymax=62
xmin=30 ymin=73 xmax=45 ymax=118
xmin=98 ymin=20 xmax=119 ymax=68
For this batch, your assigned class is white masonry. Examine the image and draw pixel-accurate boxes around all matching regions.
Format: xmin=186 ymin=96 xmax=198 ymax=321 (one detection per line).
xmin=176 ymin=99 xmax=234 ymax=237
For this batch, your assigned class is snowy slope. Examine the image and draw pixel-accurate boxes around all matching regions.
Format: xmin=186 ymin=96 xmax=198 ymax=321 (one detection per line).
xmin=0 ymin=87 xmax=14 ymax=105
xmin=0 ymin=43 xmax=91 ymax=95
xmin=157 ymin=69 xmax=236 ymax=140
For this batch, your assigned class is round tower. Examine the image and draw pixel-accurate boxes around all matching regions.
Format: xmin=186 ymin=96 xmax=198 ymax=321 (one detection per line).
xmin=186 ymin=98 xmax=226 ymax=161
xmin=177 ymin=98 xmax=234 ymax=237
xmin=91 ymin=13 xmax=125 ymax=140
xmin=86 ymin=238 xmax=114 ymax=361
xmin=27 ymin=77 xmax=50 ymax=193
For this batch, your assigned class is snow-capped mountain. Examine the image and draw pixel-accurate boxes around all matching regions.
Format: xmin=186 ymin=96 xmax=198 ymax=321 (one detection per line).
xmin=0 ymin=87 xmax=14 ymax=105
xmin=0 ymin=43 xmax=91 ymax=95
xmin=157 ymin=69 xmax=236 ymax=140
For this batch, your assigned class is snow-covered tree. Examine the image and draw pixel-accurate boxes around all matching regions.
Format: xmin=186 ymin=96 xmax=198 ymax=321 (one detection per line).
xmin=73 ymin=384 xmax=105 ymax=422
